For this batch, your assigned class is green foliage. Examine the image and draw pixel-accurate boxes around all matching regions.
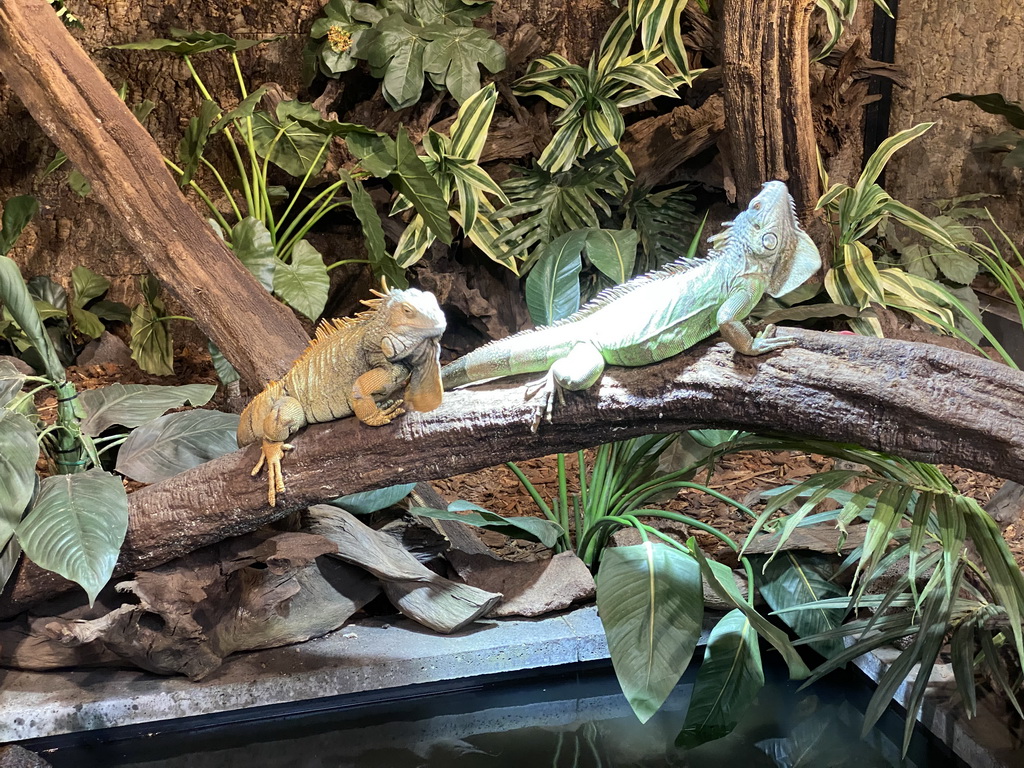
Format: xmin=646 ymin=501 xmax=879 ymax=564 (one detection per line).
xmin=813 ymin=0 xmax=891 ymax=61
xmin=514 ymin=8 xmax=685 ymax=173
xmin=329 ymin=482 xmax=416 ymax=514
xmin=16 ymin=471 xmax=128 ymax=606
xmin=115 ymin=410 xmax=241 ymax=483
xmin=308 ymin=0 xmax=506 ymax=110
xmin=410 ymin=500 xmax=563 ymax=547
xmin=596 ymin=542 xmax=704 ymax=723
xmin=48 ymin=0 xmax=84 ymax=30
xmin=78 ymin=383 xmax=216 ymax=435
xmin=818 ymin=123 xmax=989 ymax=341
xmin=943 ymin=92 xmax=1024 ymax=168
xmin=129 ymin=275 xmax=175 ymax=375
xmin=622 ymin=185 xmax=701 ymax=271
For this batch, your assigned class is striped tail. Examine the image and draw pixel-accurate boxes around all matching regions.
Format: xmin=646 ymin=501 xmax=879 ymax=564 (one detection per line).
xmin=441 ymin=327 xmax=580 ymax=389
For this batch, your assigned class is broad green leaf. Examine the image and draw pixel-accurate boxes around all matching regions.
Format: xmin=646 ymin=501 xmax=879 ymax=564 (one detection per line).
xmin=347 ymin=131 xmax=398 ymax=177
xmin=758 ymin=552 xmax=846 ymax=657
xmin=16 ymin=470 xmax=128 ymax=605
xmin=79 ymin=383 xmax=216 ymax=436
xmin=0 ymin=359 xmax=27 ymax=407
xmin=525 ymin=230 xmax=586 ymax=324
xmin=0 ymin=410 xmax=38 ymax=550
xmin=342 ymin=170 xmax=408 ymax=289
xmin=177 ymin=99 xmax=220 ymax=186
xmin=679 ymin=608 xmax=764 ymax=742
xmin=943 ymin=92 xmax=1024 ymax=130
xmin=356 ymin=13 xmax=427 ymax=110
xmin=0 ymin=196 xmax=39 ymax=256
xmin=230 ymin=217 xmax=276 ymax=291
xmin=109 ymin=29 xmax=276 ymax=56
xmin=130 ymin=283 xmax=174 ymax=377
xmin=410 ymin=501 xmax=563 ymax=548
xmin=585 ymin=228 xmax=638 ymax=283
xmin=331 ymin=483 xmax=417 ymax=515
xmin=693 ymin=546 xmax=810 ymax=680
xmin=932 ymin=247 xmax=979 ymax=285
xmin=116 ymin=410 xmax=240 ymax=483
xmin=211 ymin=86 xmax=270 ymax=135
xmin=0 ymin=255 xmax=64 ymax=382
xmin=391 ymin=125 xmax=452 ymax=244
xmin=596 ymin=543 xmax=704 ymax=723
xmin=208 ymin=342 xmax=240 ymax=386
xmin=70 ymin=266 xmax=109 ymax=308
xmin=449 ymin=83 xmax=498 ymax=161
xmin=858 ymin=122 xmax=933 ymax=193
xmin=422 ymin=26 xmax=505 ymax=104
xmin=251 ymin=101 xmax=331 ymax=178
xmin=274 ymin=239 xmax=329 ymax=320
xmin=71 ymin=306 xmax=105 ymax=339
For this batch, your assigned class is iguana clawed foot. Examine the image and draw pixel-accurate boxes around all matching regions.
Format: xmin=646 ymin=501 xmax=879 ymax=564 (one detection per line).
xmin=524 ymin=371 xmax=564 ymax=433
xmin=749 ymin=323 xmax=797 ymax=354
xmin=355 ymin=397 xmax=406 ymax=426
xmin=251 ymin=439 xmax=293 ymax=506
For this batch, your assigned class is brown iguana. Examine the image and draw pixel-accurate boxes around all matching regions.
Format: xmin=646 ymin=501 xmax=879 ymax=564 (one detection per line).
xmin=442 ymin=181 xmax=821 ymax=425
xmin=238 ymin=284 xmax=446 ymax=505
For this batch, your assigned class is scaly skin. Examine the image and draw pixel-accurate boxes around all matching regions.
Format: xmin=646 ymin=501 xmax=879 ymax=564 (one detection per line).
xmin=238 ymin=285 xmax=446 ymax=505
xmin=442 ymin=181 xmax=821 ymax=426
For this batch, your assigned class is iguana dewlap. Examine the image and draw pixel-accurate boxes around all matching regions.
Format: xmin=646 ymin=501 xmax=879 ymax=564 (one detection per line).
xmin=238 ymin=285 xmax=446 ymax=505
xmin=442 ymin=181 xmax=821 ymax=424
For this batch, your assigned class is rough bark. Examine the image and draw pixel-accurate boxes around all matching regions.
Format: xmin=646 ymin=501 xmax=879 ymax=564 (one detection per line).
xmin=5 ymin=329 xmax=1024 ymax=617
xmin=721 ymin=0 xmax=824 ymax=241
xmin=0 ymin=0 xmax=309 ymax=386
xmin=886 ymin=1 xmax=1024 ymax=244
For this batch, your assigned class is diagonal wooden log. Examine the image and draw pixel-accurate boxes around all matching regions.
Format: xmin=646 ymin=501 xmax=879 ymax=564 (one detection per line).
xmin=4 ymin=329 xmax=1024 ymax=617
xmin=0 ymin=0 xmax=308 ymax=387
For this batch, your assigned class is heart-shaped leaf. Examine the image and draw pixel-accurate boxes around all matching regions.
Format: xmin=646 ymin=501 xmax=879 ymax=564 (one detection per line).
xmin=116 ymin=410 xmax=241 ymax=483
xmin=231 ymin=217 xmax=276 ymax=291
xmin=70 ymin=266 xmax=110 ymax=308
xmin=251 ymin=101 xmax=331 ymax=178
xmin=79 ymin=382 xmax=216 ymax=436
xmin=16 ymin=470 xmax=129 ymax=605
xmin=525 ymin=229 xmax=586 ymax=324
xmin=596 ymin=542 xmax=704 ymax=723
xmin=274 ymin=240 xmax=329 ymax=320
xmin=0 ymin=196 xmax=39 ymax=256
xmin=0 ymin=409 xmax=38 ymax=550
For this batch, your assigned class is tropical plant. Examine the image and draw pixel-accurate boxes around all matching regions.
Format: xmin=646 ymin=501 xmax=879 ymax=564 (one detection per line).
xmin=513 ymin=9 xmax=686 ymax=174
xmin=306 ymin=0 xmax=506 ymax=110
xmin=818 ymin=122 xmax=992 ymax=340
xmin=0 ymin=196 xmax=240 ymax=602
xmin=47 ymin=0 xmax=82 ymax=29
xmin=942 ymin=92 xmax=1024 ymax=169
xmin=813 ymin=0 xmax=892 ymax=61
xmin=386 ymin=84 xmax=514 ymax=270
xmin=112 ymin=30 xmax=450 ymax=319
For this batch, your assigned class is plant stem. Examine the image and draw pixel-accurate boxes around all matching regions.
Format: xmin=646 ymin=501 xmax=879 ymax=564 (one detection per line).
xmin=163 ymin=158 xmax=231 ymax=232
xmin=199 ymin=157 xmax=244 ymax=222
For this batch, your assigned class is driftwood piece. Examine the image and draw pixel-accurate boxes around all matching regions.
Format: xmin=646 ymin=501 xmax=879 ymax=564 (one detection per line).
xmin=4 ymin=330 xmax=1024 ymax=617
xmin=305 ymin=505 xmax=502 ymax=633
xmin=0 ymin=532 xmax=379 ymax=679
xmin=0 ymin=0 xmax=309 ymax=387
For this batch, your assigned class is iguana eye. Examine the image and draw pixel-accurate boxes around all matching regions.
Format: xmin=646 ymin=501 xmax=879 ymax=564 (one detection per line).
xmin=762 ymin=232 xmax=778 ymax=250
xmin=402 ymin=305 xmax=414 ymax=315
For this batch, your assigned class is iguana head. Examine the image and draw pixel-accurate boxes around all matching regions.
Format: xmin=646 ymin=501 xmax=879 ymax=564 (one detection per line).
xmin=732 ymin=180 xmax=822 ymax=297
xmin=377 ymin=286 xmax=447 ymax=411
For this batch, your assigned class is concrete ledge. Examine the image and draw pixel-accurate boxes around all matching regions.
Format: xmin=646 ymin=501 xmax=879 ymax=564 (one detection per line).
xmin=2 ymin=606 xmax=713 ymax=743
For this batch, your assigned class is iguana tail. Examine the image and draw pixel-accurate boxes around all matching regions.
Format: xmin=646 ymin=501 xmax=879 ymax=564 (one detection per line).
xmin=442 ymin=326 xmax=582 ymax=388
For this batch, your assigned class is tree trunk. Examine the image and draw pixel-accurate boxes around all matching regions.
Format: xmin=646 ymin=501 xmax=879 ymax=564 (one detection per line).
xmin=4 ymin=329 xmax=1024 ymax=617
xmin=0 ymin=0 xmax=309 ymax=387
xmin=721 ymin=0 xmax=825 ymax=243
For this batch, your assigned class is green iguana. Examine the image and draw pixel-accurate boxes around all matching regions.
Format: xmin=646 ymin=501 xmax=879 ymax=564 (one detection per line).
xmin=442 ymin=181 xmax=821 ymax=425
xmin=239 ymin=284 xmax=446 ymax=505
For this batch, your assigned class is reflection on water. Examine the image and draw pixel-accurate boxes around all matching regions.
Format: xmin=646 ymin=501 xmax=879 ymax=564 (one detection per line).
xmin=40 ymin=661 xmax=962 ymax=768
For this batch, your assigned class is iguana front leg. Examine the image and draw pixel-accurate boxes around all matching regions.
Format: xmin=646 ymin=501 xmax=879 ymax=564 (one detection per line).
xmin=525 ymin=342 xmax=605 ymax=431
xmin=350 ymin=364 xmax=411 ymax=426
xmin=250 ymin=391 xmax=307 ymax=506
xmin=717 ymin=288 xmax=796 ymax=355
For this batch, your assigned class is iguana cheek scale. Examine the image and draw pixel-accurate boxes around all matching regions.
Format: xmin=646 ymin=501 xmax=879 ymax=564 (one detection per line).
xmin=238 ymin=285 xmax=447 ymax=505
xmin=441 ymin=181 xmax=821 ymax=423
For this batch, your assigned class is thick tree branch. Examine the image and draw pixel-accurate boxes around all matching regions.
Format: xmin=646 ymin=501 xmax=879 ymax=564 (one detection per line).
xmin=0 ymin=0 xmax=308 ymax=387
xmin=3 ymin=330 xmax=1024 ymax=616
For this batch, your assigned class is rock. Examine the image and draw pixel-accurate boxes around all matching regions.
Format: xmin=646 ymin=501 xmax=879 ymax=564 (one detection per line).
xmin=0 ymin=355 xmax=34 ymax=375
xmin=0 ymin=745 xmax=52 ymax=767
xmin=985 ymin=480 xmax=1024 ymax=528
xmin=75 ymin=331 xmax=133 ymax=367
xmin=451 ymin=550 xmax=595 ymax=618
